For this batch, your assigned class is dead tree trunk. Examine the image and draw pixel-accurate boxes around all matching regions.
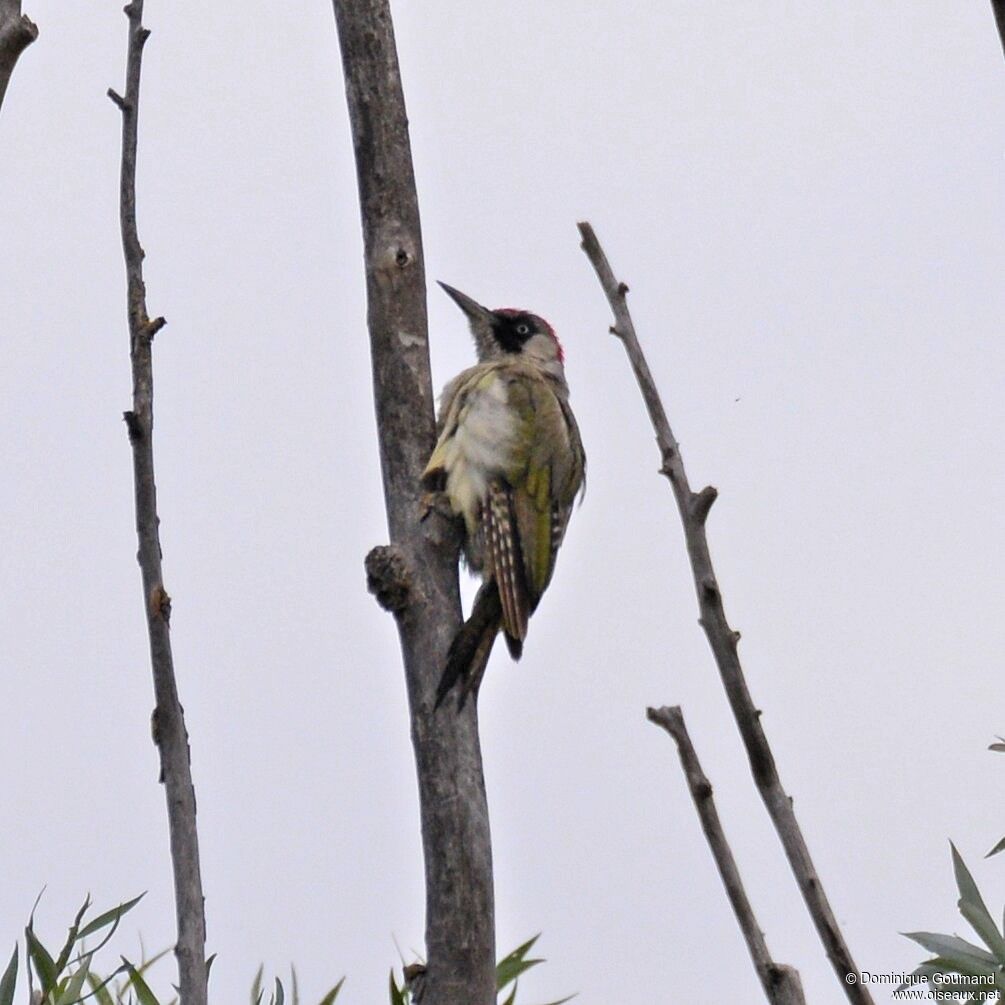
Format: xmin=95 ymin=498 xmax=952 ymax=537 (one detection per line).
xmin=0 ymin=0 xmax=37 ymax=114
xmin=331 ymin=3 xmax=496 ymax=1002
xmin=992 ymin=1 xmax=1005 ymax=60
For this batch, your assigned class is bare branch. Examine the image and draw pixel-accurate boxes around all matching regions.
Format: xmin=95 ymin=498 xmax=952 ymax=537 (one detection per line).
xmin=579 ymin=222 xmax=871 ymax=1003
xmin=0 ymin=0 xmax=37 ymax=114
xmin=110 ymin=4 xmax=207 ymax=1003
xmin=648 ymin=706 xmax=806 ymax=1005
xmin=331 ymin=2 xmax=495 ymax=1001
xmin=992 ymin=1 xmax=1005 ymax=61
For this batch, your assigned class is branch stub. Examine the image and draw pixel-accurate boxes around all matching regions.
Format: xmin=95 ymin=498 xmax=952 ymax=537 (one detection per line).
xmin=365 ymin=544 xmax=412 ymax=614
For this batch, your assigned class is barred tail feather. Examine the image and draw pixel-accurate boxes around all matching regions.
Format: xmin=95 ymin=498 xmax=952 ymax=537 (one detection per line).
xmin=504 ymin=633 xmax=523 ymax=660
xmin=486 ymin=481 xmax=530 ymax=643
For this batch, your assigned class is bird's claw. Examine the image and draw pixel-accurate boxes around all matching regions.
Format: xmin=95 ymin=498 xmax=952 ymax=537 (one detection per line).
xmin=419 ymin=490 xmax=453 ymax=522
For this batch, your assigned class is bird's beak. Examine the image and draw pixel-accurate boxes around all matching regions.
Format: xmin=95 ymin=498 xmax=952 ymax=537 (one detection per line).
xmin=437 ymin=281 xmax=496 ymax=326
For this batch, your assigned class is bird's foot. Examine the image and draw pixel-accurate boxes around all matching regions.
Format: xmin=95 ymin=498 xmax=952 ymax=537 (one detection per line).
xmin=419 ymin=490 xmax=454 ymax=523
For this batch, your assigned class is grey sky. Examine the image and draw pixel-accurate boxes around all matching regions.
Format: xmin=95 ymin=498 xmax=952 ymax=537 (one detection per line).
xmin=2 ymin=3 xmax=1004 ymax=1002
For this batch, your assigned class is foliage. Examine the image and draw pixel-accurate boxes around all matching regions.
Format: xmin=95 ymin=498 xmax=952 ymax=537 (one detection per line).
xmin=389 ymin=934 xmax=574 ymax=1005
xmin=5 ymin=895 xmax=343 ymax=1005
xmin=3 ymin=891 xmax=166 ymax=1005
xmin=901 ymin=741 xmax=1005 ymax=1001
xmin=8 ymin=897 xmax=562 ymax=1005
xmin=250 ymin=964 xmax=344 ymax=1005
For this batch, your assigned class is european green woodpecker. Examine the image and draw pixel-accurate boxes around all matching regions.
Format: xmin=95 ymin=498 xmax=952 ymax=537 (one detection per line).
xmin=423 ymin=282 xmax=586 ymax=708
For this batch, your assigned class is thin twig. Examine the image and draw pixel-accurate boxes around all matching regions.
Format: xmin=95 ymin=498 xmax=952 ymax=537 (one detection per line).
xmin=579 ymin=221 xmax=872 ymax=1003
xmin=648 ymin=705 xmax=806 ymax=1005
xmin=110 ymin=5 xmax=207 ymax=1003
xmin=331 ymin=3 xmax=495 ymax=1002
xmin=0 ymin=0 xmax=37 ymax=114
xmin=992 ymin=0 xmax=1005 ymax=61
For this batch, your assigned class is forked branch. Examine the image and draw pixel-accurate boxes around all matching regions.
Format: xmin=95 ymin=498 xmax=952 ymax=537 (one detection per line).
xmin=648 ymin=705 xmax=806 ymax=1005
xmin=109 ymin=4 xmax=207 ymax=1002
xmin=579 ymin=221 xmax=871 ymax=1003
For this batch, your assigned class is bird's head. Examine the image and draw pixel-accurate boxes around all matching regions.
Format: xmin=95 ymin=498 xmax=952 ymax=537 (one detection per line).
xmin=438 ymin=281 xmax=564 ymax=372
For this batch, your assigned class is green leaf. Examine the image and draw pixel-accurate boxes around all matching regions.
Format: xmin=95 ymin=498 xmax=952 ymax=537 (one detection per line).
xmin=317 ymin=977 xmax=345 ymax=1005
xmin=134 ymin=948 xmax=171 ymax=979
xmin=496 ymin=935 xmax=543 ymax=991
xmin=535 ymin=995 xmax=577 ymax=1005
xmin=498 ymin=935 xmax=539 ymax=967
xmin=500 ymin=981 xmax=518 ymax=1005
xmin=85 ymin=969 xmax=118 ymax=1005
xmin=388 ymin=969 xmax=407 ymax=1005
xmin=921 ymin=954 xmax=998 ymax=982
xmin=497 ymin=956 xmax=543 ymax=991
xmin=77 ymin=896 xmax=145 ymax=942
xmin=903 ymin=931 xmax=997 ymax=966
xmin=122 ymin=959 xmax=162 ymax=1005
xmin=57 ymin=955 xmax=93 ymax=1005
xmin=0 ymin=945 xmax=17 ymax=1005
xmin=290 ymin=964 xmax=299 ymax=1005
xmin=251 ymin=964 xmax=264 ymax=1005
xmin=26 ymin=925 xmax=58 ymax=993
xmin=986 ymin=836 xmax=1005 ymax=859
xmin=895 ymin=964 xmax=932 ymax=994
xmin=28 ymin=888 xmax=47 ymax=927
xmin=274 ymin=977 xmax=285 ymax=1005
xmin=951 ymin=843 xmax=1005 ymax=962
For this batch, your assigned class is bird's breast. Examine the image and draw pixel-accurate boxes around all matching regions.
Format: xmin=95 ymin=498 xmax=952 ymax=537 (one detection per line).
xmin=441 ymin=375 xmax=518 ymax=528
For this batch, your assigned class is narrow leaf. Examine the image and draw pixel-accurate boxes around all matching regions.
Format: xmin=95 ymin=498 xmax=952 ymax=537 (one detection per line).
xmin=274 ymin=976 xmax=285 ymax=1005
xmin=28 ymin=888 xmax=47 ymax=927
xmin=57 ymin=955 xmax=93 ymax=1005
xmin=536 ymin=995 xmax=577 ymax=1005
xmin=251 ymin=964 xmax=263 ymax=1005
xmin=205 ymin=954 xmax=217 ymax=981
xmin=920 ymin=954 xmax=997 ymax=980
xmin=77 ymin=896 xmax=145 ymax=941
xmin=122 ymin=960 xmax=162 ymax=1005
xmin=317 ymin=976 xmax=345 ymax=1005
xmin=497 ymin=935 xmax=540 ymax=969
xmin=0 ymin=945 xmax=17 ymax=1005
xmin=896 ymin=963 xmax=935 ymax=994
xmin=903 ymin=931 xmax=997 ymax=965
xmin=85 ymin=968 xmax=120 ymax=1005
xmin=951 ymin=843 xmax=1005 ymax=960
xmin=26 ymin=926 xmax=58 ymax=992
xmin=388 ymin=970 xmax=406 ymax=1005
xmin=135 ymin=948 xmax=171 ymax=978
xmin=497 ymin=957 xmax=544 ymax=991
xmin=986 ymin=836 xmax=1005 ymax=859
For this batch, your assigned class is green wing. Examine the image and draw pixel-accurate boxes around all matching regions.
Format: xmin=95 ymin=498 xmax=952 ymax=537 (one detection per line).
xmin=504 ymin=374 xmax=583 ymax=610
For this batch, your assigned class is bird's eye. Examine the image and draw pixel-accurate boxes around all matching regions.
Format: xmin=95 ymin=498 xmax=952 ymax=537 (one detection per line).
xmin=515 ymin=323 xmax=532 ymax=336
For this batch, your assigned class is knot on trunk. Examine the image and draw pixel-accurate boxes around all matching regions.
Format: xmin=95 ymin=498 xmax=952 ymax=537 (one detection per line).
xmin=365 ymin=544 xmax=412 ymax=614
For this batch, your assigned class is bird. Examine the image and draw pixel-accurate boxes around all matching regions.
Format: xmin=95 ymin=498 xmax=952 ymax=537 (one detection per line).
xmin=422 ymin=281 xmax=585 ymax=709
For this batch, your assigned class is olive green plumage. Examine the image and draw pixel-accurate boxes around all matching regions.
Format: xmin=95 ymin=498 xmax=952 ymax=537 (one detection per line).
xmin=422 ymin=284 xmax=585 ymax=708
